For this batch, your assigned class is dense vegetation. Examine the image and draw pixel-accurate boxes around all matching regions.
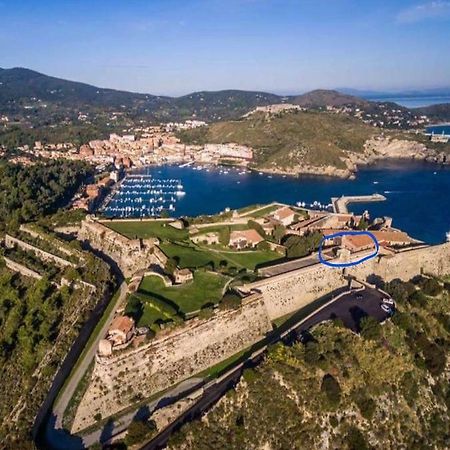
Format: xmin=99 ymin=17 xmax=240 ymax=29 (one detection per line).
xmin=0 ymin=159 xmax=93 ymax=231
xmin=0 ymin=156 xmax=115 ymax=446
xmin=178 ymin=110 xmax=379 ymax=170
xmin=0 ymin=254 xmax=113 ymax=447
xmin=169 ymin=276 xmax=449 ymax=450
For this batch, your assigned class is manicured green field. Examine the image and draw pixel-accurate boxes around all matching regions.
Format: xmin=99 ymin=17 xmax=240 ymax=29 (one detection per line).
xmin=240 ymin=204 xmax=280 ymax=218
xmin=218 ymin=249 xmax=281 ymax=269
xmin=138 ymin=271 xmax=229 ymax=315
xmin=160 ymin=242 xmax=225 ymax=269
xmin=103 ymin=220 xmax=188 ymax=241
xmin=161 ymin=242 xmax=281 ymax=270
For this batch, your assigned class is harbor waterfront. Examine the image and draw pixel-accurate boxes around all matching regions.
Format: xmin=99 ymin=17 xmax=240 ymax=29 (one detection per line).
xmin=103 ymin=160 xmax=450 ymax=244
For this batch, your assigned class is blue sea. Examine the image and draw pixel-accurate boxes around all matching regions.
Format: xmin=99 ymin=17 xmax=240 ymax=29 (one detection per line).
xmin=121 ymin=160 xmax=450 ymax=244
xmin=365 ymin=95 xmax=450 ymax=108
xmin=426 ymin=124 xmax=450 ymax=137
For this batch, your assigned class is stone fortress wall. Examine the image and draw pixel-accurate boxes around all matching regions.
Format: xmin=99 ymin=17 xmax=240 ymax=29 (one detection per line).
xmin=78 ymin=217 xmax=162 ymax=277
xmin=72 ymin=241 xmax=450 ymax=432
xmin=243 ymin=242 xmax=450 ymax=320
xmin=4 ymin=234 xmax=76 ymax=268
xmin=72 ymin=294 xmax=272 ymax=432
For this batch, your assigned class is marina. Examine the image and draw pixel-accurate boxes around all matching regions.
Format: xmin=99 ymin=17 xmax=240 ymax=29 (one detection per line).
xmin=103 ymin=174 xmax=185 ymax=218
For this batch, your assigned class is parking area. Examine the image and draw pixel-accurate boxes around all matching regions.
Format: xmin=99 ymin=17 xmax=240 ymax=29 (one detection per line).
xmin=296 ymin=286 xmax=394 ymax=334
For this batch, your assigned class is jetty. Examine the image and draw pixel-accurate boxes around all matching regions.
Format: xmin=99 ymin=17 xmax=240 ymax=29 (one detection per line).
xmin=331 ymin=194 xmax=386 ymax=214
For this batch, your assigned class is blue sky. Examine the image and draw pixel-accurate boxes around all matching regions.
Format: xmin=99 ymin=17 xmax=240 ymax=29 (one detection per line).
xmin=0 ymin=0 xmax=449 ymax=95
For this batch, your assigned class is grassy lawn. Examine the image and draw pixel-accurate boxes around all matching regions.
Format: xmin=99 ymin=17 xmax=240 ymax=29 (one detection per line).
xmin=160 ymin=242 xmax=225 ymax=269
xmin=103 ymin=220 xmax=189 ymax=241
xmin=125 ymin=293 xmax=179 ymax=327
xmin=161 ymin=241 xmax=281 ymax=271
xmin=217 ymin=249 xmax=281 ymax=270
xmin=190 ymin=223 xmax=247 ymax=235
xmin=138 ymin=271 xmax=229 ymax=315
xmin=241 ymin=204 xmax=280 ymax=218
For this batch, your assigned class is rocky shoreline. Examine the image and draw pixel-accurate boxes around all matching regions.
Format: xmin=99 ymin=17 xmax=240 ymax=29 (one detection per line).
xmin=251 ymin=137 xmax=449 ymax=179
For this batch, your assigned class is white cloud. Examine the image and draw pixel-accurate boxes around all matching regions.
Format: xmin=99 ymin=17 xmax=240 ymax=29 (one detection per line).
xmin=397 ymin=1 xmax=450 ymax=23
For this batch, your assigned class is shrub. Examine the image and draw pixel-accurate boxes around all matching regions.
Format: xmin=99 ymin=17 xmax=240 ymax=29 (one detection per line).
xmin=385 ymin=279 xmax=415 ymax=303
xmin=355 ymin=395 xmax=376 ymax=420
xmin=409 ymin=290 xmax=427 ymax=308
xmin=219 ymin=293 xmax=242 ymax=311
xmin=360 ymin=316 xmax=382 ymax=340
xmin=421 ymin=278 xmax=442 ymax=297
xmin=125 ymin=419 xmax=157 ymax=446
xmin=256 ymin=240 xmax=270 ymax=251
xmin=321 ymin=374 xmax=341 ymax=407
xmin=198 ymin=306 xmax=215 ymax=320
xmin=345 ymin=426 xmax=370 ymax=450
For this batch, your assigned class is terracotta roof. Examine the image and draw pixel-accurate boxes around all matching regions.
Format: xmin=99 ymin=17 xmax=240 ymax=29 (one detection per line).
xmin=230 ymin=229 xmax=264 ymax=244
xmin=371 ymin=230 xmax=412 ymax=244
xmin=109 ymin=315 xmax=134 ymax=335
xmin=273 ymin=207 xmax=296 ymax=220
xmin=342 ymin=234 xmax=375 ymax=251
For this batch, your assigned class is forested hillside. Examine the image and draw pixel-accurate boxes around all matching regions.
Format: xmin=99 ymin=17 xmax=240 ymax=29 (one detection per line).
xmin=0 ymin=159 xmax=93 ymax=231
xmin=169 ymin=276 xmax=450 ymax=450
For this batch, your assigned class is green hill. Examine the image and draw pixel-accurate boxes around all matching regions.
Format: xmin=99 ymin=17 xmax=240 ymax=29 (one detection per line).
xmin=178 ymin=110 xmax=379 ymax=173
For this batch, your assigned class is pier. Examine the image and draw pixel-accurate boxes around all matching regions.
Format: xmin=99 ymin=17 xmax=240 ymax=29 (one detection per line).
xmin=331 ymin=194 xmax=386 ymax=214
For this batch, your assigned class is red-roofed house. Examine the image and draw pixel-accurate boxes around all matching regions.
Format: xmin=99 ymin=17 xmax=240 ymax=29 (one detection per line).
xmin=272 ymin=207 xmax=296 ymax=226
xmin=107 ymin=315 xmax=135 ymax=346
xmin=341 ymin=234 xmax=376 ymax=253
xmin=229 ymin=229 xmax=264 ymax=250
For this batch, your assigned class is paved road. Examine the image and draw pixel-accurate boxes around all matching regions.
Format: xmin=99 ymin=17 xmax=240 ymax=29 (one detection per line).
xmin=293 ymin=286 xmax=391 ymax=334
xmin=81 ymin=377 xmax=204 ymax=448
xmin=258 ymin=250 xmax=334 ymax=277
xmin=43 ymin=281 xmax=128 ymax=449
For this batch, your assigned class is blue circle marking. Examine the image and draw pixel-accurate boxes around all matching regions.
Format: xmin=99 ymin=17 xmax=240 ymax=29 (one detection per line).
xmin=318 ymin=230 xmax=379 ymax=268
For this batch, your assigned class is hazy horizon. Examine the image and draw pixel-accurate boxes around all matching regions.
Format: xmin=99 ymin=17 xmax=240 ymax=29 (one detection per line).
xmin=1 ymin=0 xmax=450 ymax=96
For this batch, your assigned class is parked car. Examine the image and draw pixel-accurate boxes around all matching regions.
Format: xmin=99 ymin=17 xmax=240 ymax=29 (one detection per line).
xmin=382 ymin=297 xmax=395 ymax=305
xmin=355 ymin=293 xmax=363 ymax=300
xmin=381 ymin=303 xmax=392 ymax=313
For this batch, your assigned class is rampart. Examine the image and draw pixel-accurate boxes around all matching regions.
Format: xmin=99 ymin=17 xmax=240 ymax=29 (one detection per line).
xmin=3 ymin=256 xmax=42 ymax=280
xmin=4 ymin=234 xmax=76 ymax=268
xmin=72 ymin=293 xmax=271 ymax=432
xmin=242 ymin=242 xmax=450 ymax=320
xmin=78 ymin=217 xmax=160 ymax=277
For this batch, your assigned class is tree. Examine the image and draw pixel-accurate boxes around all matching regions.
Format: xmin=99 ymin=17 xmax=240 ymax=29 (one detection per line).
xmin=273 ymin=224 xmax=286 ymax=244
xmin=321 ymin=374 xmax=341 ymax=407
xmin=360 ymin=316 xmax=382 ymax=340
xmin=219 ymin=292 xmax=242 ymax=310
xmin=219 ymin=226 xmax=231 ymax=245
